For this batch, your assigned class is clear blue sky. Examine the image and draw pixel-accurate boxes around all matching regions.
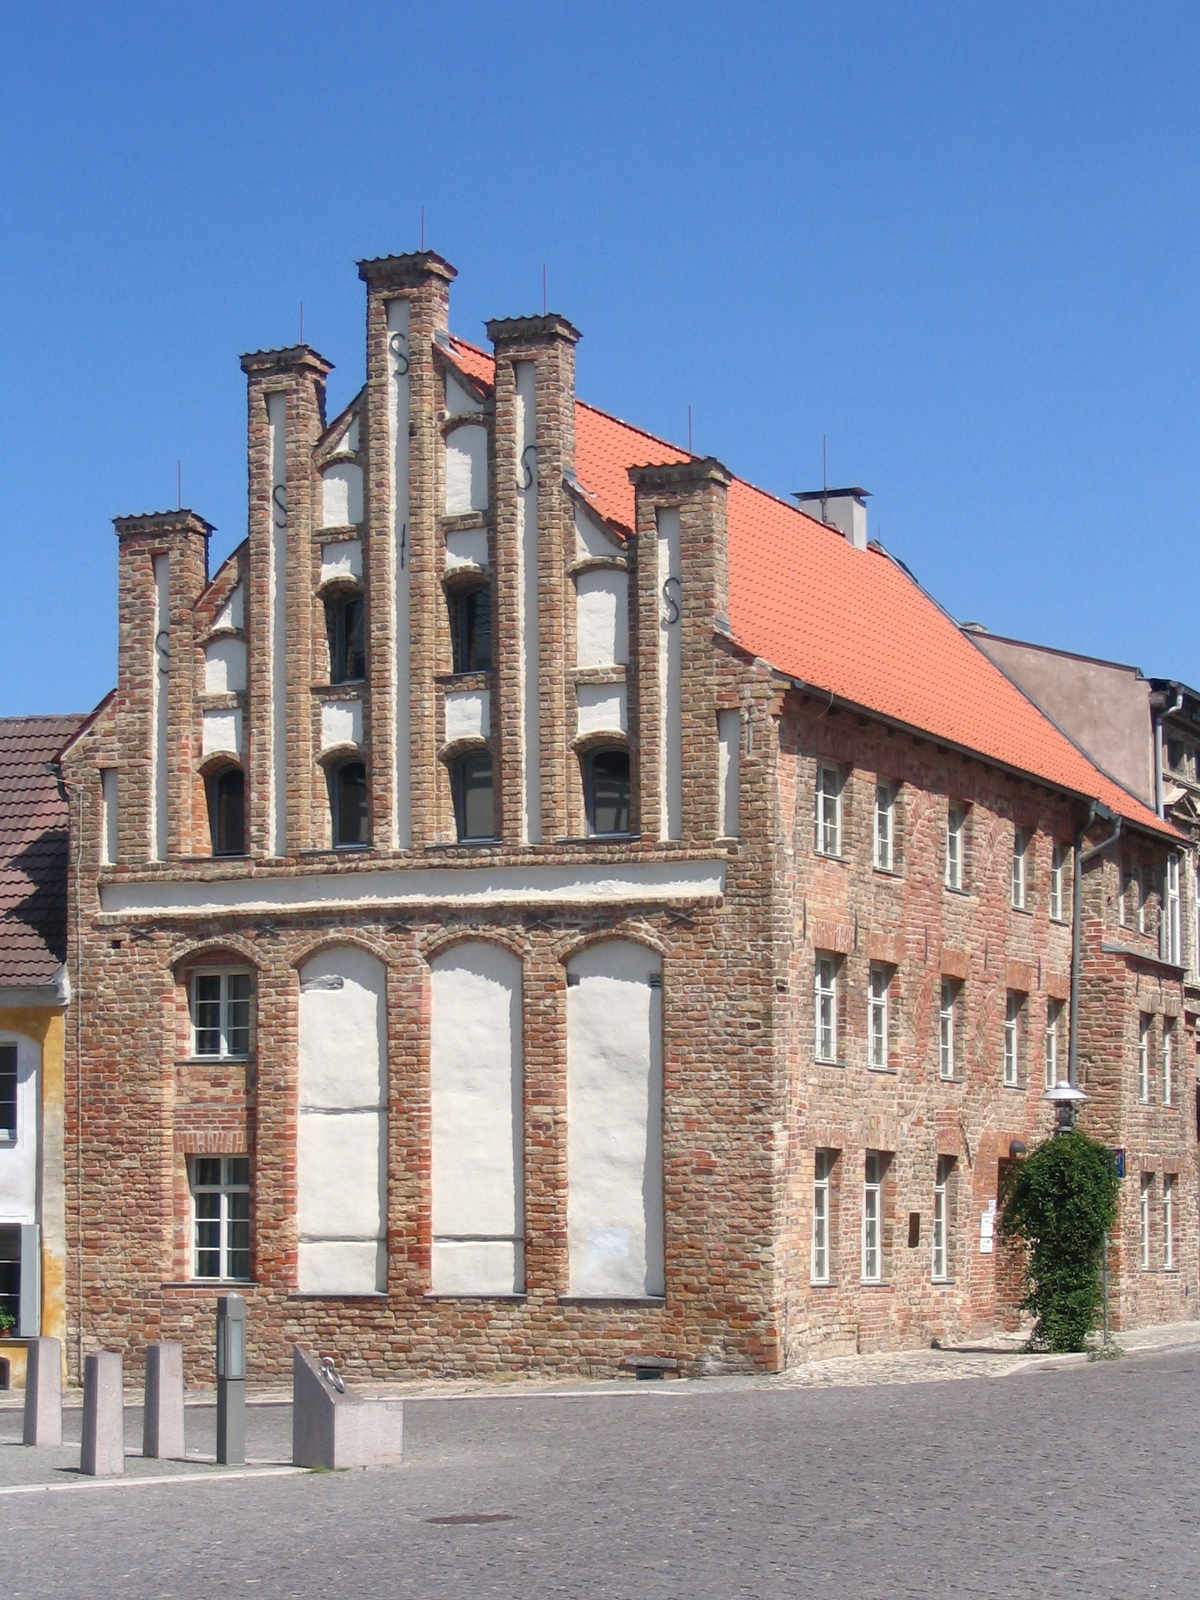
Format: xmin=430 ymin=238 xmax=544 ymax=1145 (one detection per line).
xmin=4 ymin=0 xmax=1198 ymax=716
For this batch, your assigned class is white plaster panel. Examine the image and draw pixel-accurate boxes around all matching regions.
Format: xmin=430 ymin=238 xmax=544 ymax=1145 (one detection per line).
xmin=202 ymin=708 xmax=242 ymax=759
xmin=444 ymin=690 xmax=490 ymax=744
xmin=567 ymin=942 xmax=664 ymax=1298
xmin=574 ymin=503 xmax=623 ymax=563
xmin=297 ymin=1112 xmax=386 ymax=1237
xmin=431 ymin=1241 xmax=524 ymax=1296
xmin=298 ymin=946 xmax=386 ymax=1108
xmin=515 ymin=361 xmax=540 ymax=843
xmin=575 ymin=568 xmax=628 ymax=668
xmin=320 ymin=538 xmax=362 ymax=585
xmin=388 ymin=297 xmax=412 ymax=848
xmin=717 ymin=709 xmax=741 ymax=838
xmin=297 ymin=1239 xmax=385 ymax=1296
xmin=320 ymin=698 xmax=363 ymax=753
xmin=151 ymin=554 xmax=169 ymax=862
xmin=576 ymin=684 xmax=627 ymax=739
xmin=204 ymin=637 xmax=247 ymax=695
xmin=0 ymin=1033 xmax=39 ymax=1220
xmin=445 ymin=371 xmax=484 ymax=417
xmin=213 ymin=582 xmax=244 ymax=632
xmin=445 ymin=528 xmax=490 ymax=573
xmin=102 ymin=858 xmax=727 ymax=916
xmin=100 ymin=769 xmax=118 ymax=866
xmin=445 ymin=424 xmax=488 ymax=515
xmin=321 ymin=462 xmax=363 ymax=528
xmin=657 ymin=507 xmax=683 ymax=840
xmin=267 ymin=391 xmax=289 ymax=856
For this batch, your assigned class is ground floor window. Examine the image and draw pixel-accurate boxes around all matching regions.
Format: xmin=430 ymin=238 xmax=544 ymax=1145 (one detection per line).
xmin=932 ymin=1156 xmax=955 ymax=1281
xmin=811 ymin=1149 xmax=837 ymax=1284
xmin=0 ymin=1227 xmax=18 ymax=1332
xmin=190 ymin=1156 xmax=250 ymax=1281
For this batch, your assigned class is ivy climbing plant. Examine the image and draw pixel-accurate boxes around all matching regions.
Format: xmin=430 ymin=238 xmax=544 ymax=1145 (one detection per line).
xmin=998 ymin=1129 xmax=1120 ymax=1353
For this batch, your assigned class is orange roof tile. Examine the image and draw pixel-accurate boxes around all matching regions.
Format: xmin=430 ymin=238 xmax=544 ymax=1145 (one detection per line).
xmin=444 ymin=336 xmax=1171 ymax=837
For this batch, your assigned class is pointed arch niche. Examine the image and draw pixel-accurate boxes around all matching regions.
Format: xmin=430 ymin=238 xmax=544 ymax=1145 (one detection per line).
xmin=566 ymin=940 xmax=664 ymax=1298
xmin=429 ymin=940 xmax=524 ymax=1295
xmin=296 ymin=945 xmax=387 ymax=1294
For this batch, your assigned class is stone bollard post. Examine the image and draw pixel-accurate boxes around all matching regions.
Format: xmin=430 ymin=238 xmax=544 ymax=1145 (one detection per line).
xmin=22 ymin=1337 xmax=63 ymax=1447
xmin=143 ymin=1342 xmax=185 ymax=1460
xmin=80 ymin=1351 xmax=124 ymax=1476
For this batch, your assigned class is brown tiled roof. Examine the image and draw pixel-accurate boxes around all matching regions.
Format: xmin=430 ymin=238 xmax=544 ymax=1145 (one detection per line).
xmin=0 ymin=716 xmax=83 ymax=989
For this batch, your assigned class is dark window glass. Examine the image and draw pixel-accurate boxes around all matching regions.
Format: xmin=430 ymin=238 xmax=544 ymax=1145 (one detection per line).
xmin=451 ymin=751 xmax=495 ymax=841
xmin=330 ymin=760 xmax=369 ymax=847
xmin=206 ymin=766 xmax=245 ymax=856
xmin=449 ymin=585 xmax=492 ymax=674
xmin=0 ymin=1225 xmax=18 ymax=1332
xmin=585 ymin=748 xmax=631 ymax=836
xmin=0 ymin=1044 xmax=16 ymax=1140
xmin=325 ymin=591 xmax=366 ymax=683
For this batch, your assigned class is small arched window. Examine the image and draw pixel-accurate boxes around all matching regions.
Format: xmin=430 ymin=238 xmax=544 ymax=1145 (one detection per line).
xmin=206 ymin=766 xmax=246 ymax=857
xmin=451 ymin=750 xmax=495 ymax=842
xmin=328 ymin=759 xmax=369 ymax=848
xmin=325 ymin=590 xmax=365 ymax=684
xmin=448 ymin=583 xmax=492 ymax=674
xmin=583 ymin=747 xmax=631 ymax=837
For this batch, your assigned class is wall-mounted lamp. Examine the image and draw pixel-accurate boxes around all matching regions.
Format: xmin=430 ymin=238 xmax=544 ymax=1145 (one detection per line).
xmin=1043 ymin=1080 xmax=1088 ymax=1135
xmin=1008 ymin=1140 xmax=1027 ymax=1159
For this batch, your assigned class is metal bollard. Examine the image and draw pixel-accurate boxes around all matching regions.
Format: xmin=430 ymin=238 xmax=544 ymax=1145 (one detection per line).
xmin=215 ymin=1294 xmax=246 ymax=1465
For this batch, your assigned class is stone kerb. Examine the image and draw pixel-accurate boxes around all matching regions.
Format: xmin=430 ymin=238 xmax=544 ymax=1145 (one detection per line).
xmin=291 ymin=1346 xmax=404 ymax=1469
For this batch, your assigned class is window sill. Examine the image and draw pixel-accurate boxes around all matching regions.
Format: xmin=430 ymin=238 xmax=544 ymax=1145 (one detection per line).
xmin=866 ymin=1064 xmax=898 ymax=1076
xmin=178 ymin=1056 xmax=250 ymax=1067
xmin=1010 ymin=904 xmax=1032 ymax=917
xmin=872 ymin=865 xmax=902 ymax=878
xmin=815 ymin=1057 xmax=846 ymax=1069
xmin=1001 ymin=1082 xmax=1026 ymax=1092
xmin=312 ymin=679 xmax=367 ymax=694
xmin=932 ymin=1277 xmax=957 ymax=1286
xmin=814 ymin=850 xmax=846 ymax=864
xmin=163 ymin=1280 xmax=256 ymax=1290
xmin=943 ymin=884 xmax=972 ymax=897
xmin=1050 ymin=915 xmax=1071 ymax=927
xmin=936 ymin=1074 xmax=964 ymax=1086
xmin=859 ymin=1280 xmax=892 ymax=1289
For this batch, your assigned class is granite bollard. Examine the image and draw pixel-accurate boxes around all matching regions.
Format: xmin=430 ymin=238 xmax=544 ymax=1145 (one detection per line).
xmin=80 ymin=1351 xmax=124 ymax=1476
xmin=22 ymin=1337 xmax=63 ymax=1447
xmin=291 ymin=1347 xmax=403 ymax=1469
xmin=143 ymin=1342 xmax=185 ymax=1459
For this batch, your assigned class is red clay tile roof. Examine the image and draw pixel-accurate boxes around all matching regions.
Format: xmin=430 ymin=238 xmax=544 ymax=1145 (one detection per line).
xmin=0 ymin=716 xmax=82 ymax=988
xmin=447 ymin=338 xmax=1169 ymax=835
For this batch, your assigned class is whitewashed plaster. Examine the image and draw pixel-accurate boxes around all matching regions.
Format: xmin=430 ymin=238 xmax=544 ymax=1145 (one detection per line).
xmin=573 ymin=502 xmax=623 ymax=562
xmin=656 ymin=507 xmax=683 ymax=840
xmin=321 ymin=462 xmax=363 ymax=528
xmin=445 ymin=371 xmax=484 ymax=417
xmin=320 ymin=698 xmax=363 ymax=752
xmin=102 ymin=857 xmax=726 ymax=917
xmin=0 ymin=1033 xmax=38 ymax=1219
xmin=575 ymin=568 xmax=628 ymax=668
xmin=445 ymin=528 xmax=490 ymax=573
xmin=430 ymin=942 xmax=524 ymax=1294
xmin=566 ymin=942 xmax=664 ymax=1298
xmin=100 ymin=769 xmax=118 ymax=865
xmin=444 ymin=689 xmax=489 ymax=744
xmin=388 ymin=298 xmax=412 ymax=848
xmin=445 ymin=424 xmax=488 ymax=516
xmin=212 ymin=582 xmax=244 ymax=633
xmin=267 ymin=391 xmax=289 ymax=856
xmin=202 ymin=707 xmax=243 ymax=759
xmin=515 ymin=362 xmax=541 ymax=843
xmin=576 ymin=683 xmax=627 ymax=739
xmin=327 ymin=412 xmax=360 ymax=454
xmin=717 ymin=710 xmax=741 ymax=837
xmin=204 ymin=636 xmax=247 ymax=695
xmin=151 ymin=554 xmax=169 ymax=861
xmin=319 ymin=538 xmax=362 ymax=585
xmin=297 ymin=946 xmax=387 ymax=1295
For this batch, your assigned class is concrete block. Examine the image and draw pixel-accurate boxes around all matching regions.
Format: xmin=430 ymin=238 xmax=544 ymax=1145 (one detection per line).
xmin=143 ymin=1342 xmax=185 ymax=1459
xmin=80 ymin=1351 xmax=124 ymax=1476
xmin=291 ymin=1347 xmax=403 ymax=1469
xmin=22 ymin=1337 xmax=63 ymax=1447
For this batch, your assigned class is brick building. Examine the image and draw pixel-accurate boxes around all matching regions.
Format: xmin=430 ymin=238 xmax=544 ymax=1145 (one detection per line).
xmin=58 ymin=251 xmax=1197 ymax=1382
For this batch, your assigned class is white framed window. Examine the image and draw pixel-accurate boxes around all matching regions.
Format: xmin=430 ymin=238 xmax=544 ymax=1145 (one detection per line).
xmin=814 ymin=764 xmax=843 ymax=857
xmin=1138 ymin=1013 xmax=1151 ymax=1103
xmin=1044 ymin=999 xmax=1063 ymax=1091
xmin=1049 ymin=843 xmax=1069 ymax=922
xmin=814 ymin=955 xmax=839 ymax=1063
xmin=873 ymin=782 xmax=895 ymax=871
xmin=190 ymin=1155 xmax=250 ymax=1281
xmin=938 ymin=979 xmax=960 ymax=1080
xmin=1003 ymin=992 xmax=1024 ymax=1087
xmin=1140 ymin=1173 xmax=1152 ymax=1269
xmin=932 ymin=1155 xmax=954 ymax=1281
xmin=1163 ymin=854 xmax=1181 ymax=964
xmin=190 ymin=972 xmax=252 ymax=1059
xmin=1118 ymin=863 xmax=1129 ymax=927
xmin=1135 ymin=866 xmax=1147 ymax=934
xmin=1011 ymin=829 xmax=1030 ymax=910
xmin=0 ymin=1043 xmax=16 ymax=1142
xmin=945 ymin=803 xmax=967 ymax=890
xmin=1163 ymin=1019 xmax=1175 ymax=1106
xmin=1164 ymin=1175 xmax=1176 ymax=1269
xmin=811 ymin=1149 xmax=836 ymax=1284
xmin=868 ymin=964 xmax=891 ymax=1070
xmin=862 ymin=1151 xmax=887 ymax=1283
